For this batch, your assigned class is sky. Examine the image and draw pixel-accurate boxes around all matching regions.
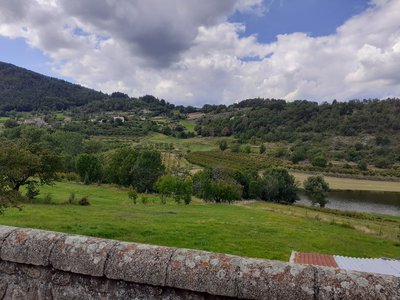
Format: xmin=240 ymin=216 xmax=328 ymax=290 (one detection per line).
xmin=0 ymin=0 xmax=399 ymax=106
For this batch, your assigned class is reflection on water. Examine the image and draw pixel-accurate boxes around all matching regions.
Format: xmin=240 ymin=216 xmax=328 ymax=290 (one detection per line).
xmin=297 ymin=190 xmax=400 ymax=216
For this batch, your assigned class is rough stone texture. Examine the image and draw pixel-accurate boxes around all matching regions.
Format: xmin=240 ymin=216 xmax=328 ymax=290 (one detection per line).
xmin=1 ymin=228 xmax=64 ymax=266
xmin=0 ymin=225 xmax=398 ymax=300
xmin=0 ymin=226 xmax=17 ymax=247
xmin=0 ymin=262 xmax=230 ymax=300
xmin=50 ymin=234 xmax=117 ymax=276
xmin=105 ymin=241 xmax=175 ymax=286
xmin=316 ymin=266 xmax=400 ymax=300
xmin=232 ymin=258 xmax=315 ymax=299
xmin=166 ymin=249 xmax=239 ymax=297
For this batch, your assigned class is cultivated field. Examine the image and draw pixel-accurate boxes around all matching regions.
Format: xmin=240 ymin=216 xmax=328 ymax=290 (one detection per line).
xmin=0 ymin=181 xmax=399 ymax=261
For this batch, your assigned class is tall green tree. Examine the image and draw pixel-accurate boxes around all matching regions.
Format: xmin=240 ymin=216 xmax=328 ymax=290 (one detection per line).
xmin=257 ymin=168 xmax=298 ymax=203
xmin=0 ymin=139 xmax=61 ymax=212
xmin=193 ymin=168 xmax=242 ymax=203
xmin=75 ymin=154 xmax=103 ymax=184
xmin=0 ymin=140 xmax=62 ymax=191
xmin=131 ymin=150 xmax=164 ymax=192
xmin=303 ymin=175 xmax=330 ymax=207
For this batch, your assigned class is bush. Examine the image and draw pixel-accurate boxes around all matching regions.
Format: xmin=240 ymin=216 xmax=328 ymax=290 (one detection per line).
xmin=43 ymin=193 xmax=53 ymax=204
xmin=141 ymin=195 xmax=149 ymax=205
xmin=219 ymin=140 xmax=228 ymax=151
xmin=68 ymin=193 xmax=76 ymax=204
xmin=357 ymin=161 xmax=368 ymax=171
xmin=26 ymin=183 xmax=40 ymax=201
xmin=259 ymin=144 xmax=266 ymax=154
xmin=241 ymin=145 xmax=251 ymax=154
xmin=128 ymin=186 xmax=138 ymax=205
xmin=78 ymin=196 xmax=90 ymax=206
xmin=311 ymin=155 xmax=328 ymax=168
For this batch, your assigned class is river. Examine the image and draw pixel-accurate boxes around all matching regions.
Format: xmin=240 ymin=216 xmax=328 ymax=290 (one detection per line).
xmin=297 ymin=190 xmax=400 ymax=216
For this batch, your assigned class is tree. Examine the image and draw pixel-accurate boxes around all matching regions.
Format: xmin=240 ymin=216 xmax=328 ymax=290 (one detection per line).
xmin=233 ymin=169 xmax=258 ymax=199
xmin=303 ymin=176 xmax=330 ymax=207
xmin=311 ymin=155 xmax=328 ymax=168
xmin=155 ymin=174 xmax=176 ymax=203
xmin=219 ymin=140 xmax=228 ymax=151
xmin=0 ymin=140 xmax=61 ymax=212
xmin=259 ymin=144 xmax=266 ymax=154
xmin=155 ymin=174 xmax=193 ymax=204
xmin=0 ymin=140 xmax=61 ymax=192
xmin=75 ymin=154 xmax=103 ymax=184
xmin=193 ymin=168 xmax=242 ymax=203
xmin=257 ymin=168 xmax=298 ymax=203
xmin=291 ymin=147 xmax=307 ymax=163
xmin=131 ymin=150 xmax=164 ymax=192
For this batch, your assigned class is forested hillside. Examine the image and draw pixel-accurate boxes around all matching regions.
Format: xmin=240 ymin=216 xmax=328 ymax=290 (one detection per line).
xmin=196 ymin=98 xmax=400 ymax=139
xmin=0 ymin=61 xmax=191 ymax=115
xmin=0 ymin=61 xmax=108 ymax=111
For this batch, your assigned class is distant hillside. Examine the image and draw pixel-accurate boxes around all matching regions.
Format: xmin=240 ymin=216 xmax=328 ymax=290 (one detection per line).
xmin=197 ymin=98 xmax=400 ymax=139
xmin=0 ymin=61 xmax=108 ymax=112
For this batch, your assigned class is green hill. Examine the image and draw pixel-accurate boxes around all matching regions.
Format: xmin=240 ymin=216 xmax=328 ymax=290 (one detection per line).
xmin=0 ymin=61 xmax=107 ymax=112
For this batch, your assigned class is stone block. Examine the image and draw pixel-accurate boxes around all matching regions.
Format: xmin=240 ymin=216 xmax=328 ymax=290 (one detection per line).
xmin=316 ymin=266 xmax=400 ymax=300
xmin=1 ymin=228 xmax=64 ymax=266
xmin=105 ymin=241 xmax=175 ymax=286
xmin=166 ymin=248 xmax=238 ymax=297
xmin=50 ymin=234 xmax=117 ymax=277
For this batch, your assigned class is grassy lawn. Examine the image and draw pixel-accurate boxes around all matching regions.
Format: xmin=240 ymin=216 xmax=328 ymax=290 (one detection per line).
xmin=291 ymin=171 xmax=400 ymax=192
xmin=0 ymin=117 xmax=10 ymax=123
xmin=0 ymin=181 xmax=399 ymax=261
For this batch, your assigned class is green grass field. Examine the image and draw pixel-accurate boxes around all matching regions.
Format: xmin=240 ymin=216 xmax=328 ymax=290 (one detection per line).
xmin=0 ymin=181 xmax=399 ymax=261
xmin=0 ymin=117 xmax=10 ymax=123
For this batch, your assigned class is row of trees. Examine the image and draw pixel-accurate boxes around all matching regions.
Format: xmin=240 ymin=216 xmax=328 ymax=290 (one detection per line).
xmin=0 ymin=126 xmax=330 ymax=211
xmin=192 ymin=167 xmax=299 ymax=204
xmin=76 ymin=148 xmax=164 ymax=193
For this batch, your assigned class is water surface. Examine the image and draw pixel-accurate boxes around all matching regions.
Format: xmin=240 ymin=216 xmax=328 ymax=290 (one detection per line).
xmin=297 ymin=190 xmax=400 ymax=216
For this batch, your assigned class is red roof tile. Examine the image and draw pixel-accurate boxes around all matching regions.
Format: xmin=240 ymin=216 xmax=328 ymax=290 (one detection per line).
xmin=293 ymin=252 xmax=338 ymax=268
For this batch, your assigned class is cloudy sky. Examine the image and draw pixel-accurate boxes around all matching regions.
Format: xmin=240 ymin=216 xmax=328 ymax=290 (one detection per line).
xmin=0 ymin=0 xmax=399 ymax=105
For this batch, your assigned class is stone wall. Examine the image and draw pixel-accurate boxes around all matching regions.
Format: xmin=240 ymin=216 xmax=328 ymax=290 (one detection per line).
xmin=0 ymin=225 xmax=398 ymax=299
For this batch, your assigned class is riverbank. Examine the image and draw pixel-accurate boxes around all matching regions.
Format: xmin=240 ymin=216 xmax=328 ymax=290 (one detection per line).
xmin=291 ymin=171 xmax=400 ymax=192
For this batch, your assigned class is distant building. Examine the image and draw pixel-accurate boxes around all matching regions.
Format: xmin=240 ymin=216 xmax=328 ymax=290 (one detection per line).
xmin=290 ymin=251 xmax=400 ymax=277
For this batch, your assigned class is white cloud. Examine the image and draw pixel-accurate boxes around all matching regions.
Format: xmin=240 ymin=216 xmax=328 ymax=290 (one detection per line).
xmin=0 ymin=0 xmax=399 ymax=105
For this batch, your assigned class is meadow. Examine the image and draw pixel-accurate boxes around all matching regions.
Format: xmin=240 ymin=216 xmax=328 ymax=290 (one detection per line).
xmin=0 ymin=181 xmax=399 ymax=261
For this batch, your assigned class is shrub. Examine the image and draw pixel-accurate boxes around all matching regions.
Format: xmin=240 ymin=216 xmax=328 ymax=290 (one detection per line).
xmin=259 ymin=144 xmax=266 ymax=154
xmin=311 ymin=155 xmax=328 ymax=168
xmin=68 ymin=192 xmax=76 ymax=204
xmin=219 ymin=140 xmax=228 ymax=151
xmin=241 ymin=145 xmax=251 ymax=153
xmin=128 ymin=187 xmax=138 ymax=205
xmin=43 ymin=193 xmax=53 ymax=204
xmin=78 ymin=196 xmax=90 ymax=206
xmin=26 ymin=183 xmax=40 ymax=201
